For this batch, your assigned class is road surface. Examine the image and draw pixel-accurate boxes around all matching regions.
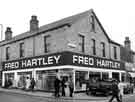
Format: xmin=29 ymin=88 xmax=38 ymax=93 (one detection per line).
xmin=0 ymin=91 xmax=135 ymax=102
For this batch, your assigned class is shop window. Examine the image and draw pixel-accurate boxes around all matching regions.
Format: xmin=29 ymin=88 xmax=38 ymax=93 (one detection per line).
xmin=6 ymin=47 xmax=10 ymax=60
xmin=91 ymin=39 xmax=96 ymax=55
xmin=17 ymin=72 xmax=32 ymax=88
xmin=90 ymin=15 xmax=95 ymax=32
xmin=89 ymin=71 xmax=101 ymax=79
xmin=75 ymin=71 xmax=88 ymax=90
xmin=20 ymin=42 xmax=24 ymax=58
xmin=114 ymin=46 xmax=117 ymax=59
xmin=112 ymin=72 xmax=119 ymax=81
xmin=121 ymin=73 xmax=126 ymax=82
xmin=44 ymin=35 xmax=50 ymax=53
xmin=102 ymin=72 xmax=109 ymax=80
xmin=101 ymin=42 xmax=106 ymax=57
xmin=36 ymin=70 xmax=56 ymax=91
xmin=4 ymin=73 xmax=14 ymax=88
xmin=79 ymin=34 xmax=85 ymax=53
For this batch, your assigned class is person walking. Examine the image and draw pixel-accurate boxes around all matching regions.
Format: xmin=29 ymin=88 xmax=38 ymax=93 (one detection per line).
xmin=109 ymin=80 xmax=121 ymax=102
xmin=61 ymin=77 xmax=66 ymax=96
xmin=118 ymin=81 xmax=123 ymax=102
xmin=30 ymin=78 xmax=36 ymax=92
xmin=54 ymin=76 xmax=61 ymax=97
xmin=68 ymin=76 xmax=74 ymax=97
xmin=25 ymin=77 xmax=31 ymax=91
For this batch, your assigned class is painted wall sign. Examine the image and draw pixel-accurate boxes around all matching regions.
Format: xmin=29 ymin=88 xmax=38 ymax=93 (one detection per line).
xmin=2 ymin=51 xmax=124 ymax=71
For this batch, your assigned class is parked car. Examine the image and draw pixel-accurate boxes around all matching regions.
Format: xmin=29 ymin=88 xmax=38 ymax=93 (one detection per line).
xmin=87 ymin=78 xmax=114 ymax=96
xmin=123 ymin=83 xmax=134 ymax=94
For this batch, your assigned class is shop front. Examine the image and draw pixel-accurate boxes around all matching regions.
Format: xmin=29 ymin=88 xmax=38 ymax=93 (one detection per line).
xmin=2 ymin=51 xmax=125 ymax=92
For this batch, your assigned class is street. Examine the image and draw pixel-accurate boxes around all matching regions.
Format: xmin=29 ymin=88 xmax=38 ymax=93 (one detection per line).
xmin=0 ymin=91 xmax=135 ymax=102
xmin=0 ymin=91 xmax=74 ymax=102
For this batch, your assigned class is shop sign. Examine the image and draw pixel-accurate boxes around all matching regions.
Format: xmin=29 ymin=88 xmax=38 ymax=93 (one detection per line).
xmin=125 ymin=62 xmax=135 ymax=71
xmin=2 ymin=51 xmax=124 ymax=71
xmin=3 ymin=54 xmax=62 ymax=70
xmin=72 ymin=54 xmax=121 ymax=69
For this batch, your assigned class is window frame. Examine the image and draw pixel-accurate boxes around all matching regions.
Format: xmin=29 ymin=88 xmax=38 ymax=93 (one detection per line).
xmin=44 ymin=35 xmax=50 ymax=53
xmin=91 ymin=39 xmax=96 ymax=55
xmin=79 ymin=34 xmax=85 ymax=53
xmin=6 ymin=46 xmax=10 ymax=60
xmin=101 ymin=42 xmax=106 ymax=57
xmin=114 ymin=46 xmax=117 ymax=59
xmin=90 ymin=15 xmax=95 ymax=32
xmin=19 ymin=42 xmax=24 ymax=58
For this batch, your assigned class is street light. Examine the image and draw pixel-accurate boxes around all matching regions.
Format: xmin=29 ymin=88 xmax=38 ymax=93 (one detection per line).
xmin=0 ymin=24 xmax=3 ymax=41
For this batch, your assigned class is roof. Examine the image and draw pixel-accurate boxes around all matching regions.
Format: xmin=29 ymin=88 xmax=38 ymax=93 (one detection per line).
xmin=0 ymin=9 xmax=121 ymax=47
xmin=0 ymin=9 xmax=92 ymax=46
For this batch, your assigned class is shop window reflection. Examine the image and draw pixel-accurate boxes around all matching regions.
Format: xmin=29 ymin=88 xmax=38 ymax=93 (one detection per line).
xmin=75 ymin=71 xmax=88 ymax=91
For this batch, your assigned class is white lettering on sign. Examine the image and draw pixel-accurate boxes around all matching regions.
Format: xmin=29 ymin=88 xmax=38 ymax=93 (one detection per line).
xmin=4 ymin=55 xmax=61 ymax=69
xmin=96 ymin=59 xmax=120 ymax=68
xmin=73 ymin=55 xmax=94 ymax=65
xmin=21 ymin=55 xmax=61 ymax=68
xmin=4 ymin=62 xmax=19 ymax=69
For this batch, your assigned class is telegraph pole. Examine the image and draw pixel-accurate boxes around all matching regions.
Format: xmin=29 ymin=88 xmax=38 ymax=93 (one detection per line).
xmin=0 ymin=24 xmax=3 ymax=41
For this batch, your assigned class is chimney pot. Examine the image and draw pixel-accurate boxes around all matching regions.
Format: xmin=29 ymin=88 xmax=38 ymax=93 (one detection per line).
xmin=30 ymin=15 xmax=39 ymax=32
xmin=124 ymin=36 xmax=131 ymax=50
xmin=5 ymin=27 xmax=12 ymax=40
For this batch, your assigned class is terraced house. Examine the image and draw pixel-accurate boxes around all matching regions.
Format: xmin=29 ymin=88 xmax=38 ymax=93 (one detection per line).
xmin=0 ymin=9 xmax=126 ymax=92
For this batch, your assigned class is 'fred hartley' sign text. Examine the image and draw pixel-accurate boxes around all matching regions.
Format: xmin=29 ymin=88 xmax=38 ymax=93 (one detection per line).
xmin=72 ymin=55 xmax=120 ymax=69
xmin=2 ymin=51 xmax=124 ymax=71
xmin=3 ymin=55 xmax=61 ymax=70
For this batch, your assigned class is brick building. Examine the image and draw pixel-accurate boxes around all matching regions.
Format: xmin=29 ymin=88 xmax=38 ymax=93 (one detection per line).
xmin=0 ymin=9 xmax=125 ymax=92
xmin=120 ymin=37 xmax=135 ymax=82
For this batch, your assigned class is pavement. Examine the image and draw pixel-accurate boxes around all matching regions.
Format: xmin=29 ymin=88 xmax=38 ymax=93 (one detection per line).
xmin=0 ymin=88 xmax=134 ymax=102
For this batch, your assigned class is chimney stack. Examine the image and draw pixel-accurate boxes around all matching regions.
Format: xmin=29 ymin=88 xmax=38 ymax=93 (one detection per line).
xmin=5 ymin=27 xmax=12 ymax=40
xmin=124 ymin=36 xmax=131 ymax=50
xmin=30 ymin=15 xmax=39 ymax=32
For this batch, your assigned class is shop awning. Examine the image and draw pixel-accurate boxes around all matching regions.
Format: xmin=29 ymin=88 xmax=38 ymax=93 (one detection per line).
xmin=128 ymin=72 xmax=135 ymax=78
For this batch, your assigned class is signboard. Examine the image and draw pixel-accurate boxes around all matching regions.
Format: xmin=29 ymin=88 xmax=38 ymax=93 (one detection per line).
xmin=2 ymin=51 xmax=124 ymax=71
xmin=125 ymin=62 xmax=135 ymax=72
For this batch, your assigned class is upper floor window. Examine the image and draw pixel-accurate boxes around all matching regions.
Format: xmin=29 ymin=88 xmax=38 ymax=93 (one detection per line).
xmin=20 ymin=42 xmax=24 ymax=58
xmin=91 ymin=15 xmax=95 ymax=32
xmin=114 ymin=46 xmax=117 ymax=59
xmin=101 ymin=42 xmax=106 ymax=57
xmin=44 ymin=35 xmax=50 ymax=53
xmin=91 ymin=39 xmax=96 ymax=55
xmin=79 ymin=34 xmax=85 ymax=53
xmin=6 ymin=47 xmax=10 ymax=60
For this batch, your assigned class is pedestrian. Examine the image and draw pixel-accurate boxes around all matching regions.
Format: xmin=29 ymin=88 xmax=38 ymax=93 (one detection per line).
xmin=118 ymin=80 xmax=123 ymax=102
xmin=61 ymin=77 xmax=66 ymax=96
xmin=68 ymin=76 xmax=74 ymax=97
xmin=54 ymin=76 xmax=61 ymax=97
xmin=25 ymin=77 xmax=31 ymax=91
xmin=30 ymin=78 xmax=36 ymax=92
xmin=109 ymin=80 xmax=121 ymax=102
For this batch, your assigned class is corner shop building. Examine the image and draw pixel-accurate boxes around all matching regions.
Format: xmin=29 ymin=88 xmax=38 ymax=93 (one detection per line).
xmin=1 ymin=9 xmax=125 ymax=92
xmin=2 ymin=51 xmax=125 ymax=92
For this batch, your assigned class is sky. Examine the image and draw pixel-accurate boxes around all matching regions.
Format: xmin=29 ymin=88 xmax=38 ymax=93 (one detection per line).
xmin=0 ymin=0 xmax=135 ymax=50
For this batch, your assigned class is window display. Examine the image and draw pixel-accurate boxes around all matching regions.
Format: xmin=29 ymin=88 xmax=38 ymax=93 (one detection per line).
xmin=75 ymin=71 xmax=88 ymax=91
xmin=17 ymin=71 xmax=32 ymax=89
xmin=4 ymin=73 xmax=14 ymax=88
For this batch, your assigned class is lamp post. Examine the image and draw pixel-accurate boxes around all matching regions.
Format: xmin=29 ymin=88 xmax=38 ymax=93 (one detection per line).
xmin=0 ymin=24 xmax=3 ymax=41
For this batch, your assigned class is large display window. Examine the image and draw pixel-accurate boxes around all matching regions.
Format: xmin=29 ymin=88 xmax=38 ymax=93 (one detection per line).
xmin=36 ymin=69 xmax=73 ymax=91
xmin=17 ymin=71 xmax=32 ymax=88
xmin=75 ymin=71 xmax=88 ymax=91
xmin=4 ymin=73 xmax=14 ymax=88
xmin=102 ymin=72 xmax=109 ymax=80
